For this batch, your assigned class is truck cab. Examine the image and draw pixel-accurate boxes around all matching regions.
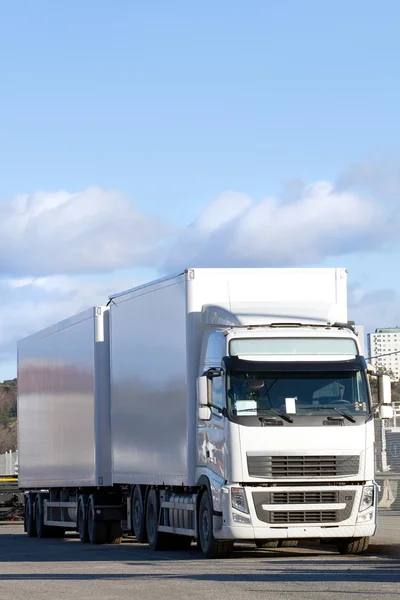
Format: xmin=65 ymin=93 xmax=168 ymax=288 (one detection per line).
xmin=196 ymin=321 xmax=390 ymax=555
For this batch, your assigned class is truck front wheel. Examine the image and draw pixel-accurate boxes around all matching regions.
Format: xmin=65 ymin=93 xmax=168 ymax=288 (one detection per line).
xmin=336 ymin=537 xmax=369 ymax=555
xmin=198 ymin=490 xmax=233 ymax=559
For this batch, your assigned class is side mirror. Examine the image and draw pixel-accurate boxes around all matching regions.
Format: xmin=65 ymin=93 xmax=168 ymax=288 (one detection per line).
xmin=197 ymin=376 xmax=209 ymax=406
xmin=198 ymin=406 xmax=212 ymax=421
xmin=379 ymin=404 xmax=394 ymax=419
xmin=378 ymin=374 xmax=392 ymax=405
xmin=206 ymin=367 xmax=224 ymax=379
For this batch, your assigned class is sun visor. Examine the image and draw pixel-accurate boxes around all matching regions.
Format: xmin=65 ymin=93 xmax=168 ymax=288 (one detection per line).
xmin=201 ymin=302 xmax=337 ymax=327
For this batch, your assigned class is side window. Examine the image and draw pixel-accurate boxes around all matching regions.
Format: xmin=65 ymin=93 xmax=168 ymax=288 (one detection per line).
xmin=211 ymin=376 xmax=224 ymax=412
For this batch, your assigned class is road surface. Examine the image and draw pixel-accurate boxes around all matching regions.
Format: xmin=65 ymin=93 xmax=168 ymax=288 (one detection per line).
xmin=0 ymin=515 xmax=399 ymax=600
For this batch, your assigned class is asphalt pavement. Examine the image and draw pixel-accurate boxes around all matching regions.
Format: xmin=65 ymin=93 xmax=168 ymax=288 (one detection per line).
xmin=0 ymin=515 xmax=399 ymax=600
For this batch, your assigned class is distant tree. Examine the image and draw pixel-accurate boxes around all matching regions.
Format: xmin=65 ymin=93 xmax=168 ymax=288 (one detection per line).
xmin=0 ymin=380 xmax=17 ymax=451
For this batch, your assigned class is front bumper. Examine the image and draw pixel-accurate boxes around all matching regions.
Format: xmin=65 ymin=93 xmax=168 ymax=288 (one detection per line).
xmin=214 ymin=483 xmax=377 ymax=541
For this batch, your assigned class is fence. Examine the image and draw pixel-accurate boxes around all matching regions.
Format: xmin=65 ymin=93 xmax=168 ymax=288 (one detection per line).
xmin=0 ymin=450 xmax=18 ymax=476
xmin=375 ymin=414 xmax=400 ymax=514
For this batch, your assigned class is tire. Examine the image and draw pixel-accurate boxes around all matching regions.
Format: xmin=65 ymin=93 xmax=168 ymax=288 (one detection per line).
xmin=132 ymin=486 xmax=147 ymax=543
xmin=87 ymin=495 xmax=108 ymax=545
xmin=336 ymin=537 xmax=369 ymax=555
xmin=107 ymin=521 xmax=123 ymax=545
xmin=146 ymin=489 xmax=170 ymax=551
xmin=77 ymin=497 xmax=89 ymax=544
xmin=35 ymin=497 xmax=50 ymax=538
xmin=255 ymin=540 xmax=279 ymax=549
xmin=198 ymin=490 xmax=234 ymax=559
xmin=25 ymin=496 xmax=37 ymax=537
xmin=279 ymin=540 xmax=298 ymax=548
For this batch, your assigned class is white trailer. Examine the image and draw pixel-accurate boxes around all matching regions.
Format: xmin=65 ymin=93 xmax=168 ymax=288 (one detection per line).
xmin=17 ymin=306 xmax=118 ymax=541
xmin=17 ymin=268 xmax=392 ymax=557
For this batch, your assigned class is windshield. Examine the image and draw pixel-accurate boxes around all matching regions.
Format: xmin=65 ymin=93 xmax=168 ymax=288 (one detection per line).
xmin=227 ymin=370 xmax=370 ymax=418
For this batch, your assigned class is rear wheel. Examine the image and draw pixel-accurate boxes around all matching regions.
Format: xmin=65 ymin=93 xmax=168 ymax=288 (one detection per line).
xmin=25 ymin=496 xmax=37 ymax=537
xmin=77 ymin=496 xmax=89 ymax=543
xmin=35 ymin=497 xmax=50 ymax=538
xmin=87 ymin=495 xmax=108 ymax=545
xmin=146 ymin=489 xmax=171 ymax=551
xmin=132 ymin=486 xmax=147 ymax=543
xmin=198 ymin=490 xmax=233 ymax=559
xmin=336 ymin=537 xmax=369 ymax=555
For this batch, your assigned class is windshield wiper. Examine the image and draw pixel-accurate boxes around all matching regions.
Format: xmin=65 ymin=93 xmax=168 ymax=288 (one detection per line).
xmin=308 ymin=405 xmax=356 ymax=423
xmin=329 ymin=407 xmax=356 ymax=423
xmin=265 ymin=407 xmax=294 ymax=423
xmin=235 ymin=407 xmax=293 ymax=423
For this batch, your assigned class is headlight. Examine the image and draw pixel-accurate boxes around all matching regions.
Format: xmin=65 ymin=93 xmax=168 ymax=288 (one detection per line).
xmin=359 ymin=485 xmax=374 ymax=512
xmin=231 ymin=487 xmax=249 ymax=514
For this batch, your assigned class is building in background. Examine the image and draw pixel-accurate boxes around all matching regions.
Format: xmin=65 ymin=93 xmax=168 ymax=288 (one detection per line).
xmin=368 ymin=327 xmax=400 ymax=381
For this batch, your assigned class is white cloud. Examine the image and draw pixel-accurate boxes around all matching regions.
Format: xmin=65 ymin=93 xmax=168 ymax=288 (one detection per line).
xmin=164 ymin=180 xmax=392 ymax=271
xmin=0 ymin=273 xmax=144 ymax=378
xmin=348 ymin=286 xmax=400 ymax=339
xmin=1 ymin=171 xmax=399 ymax=380
xmin=0 ymin=187 xmax=169 ymax=277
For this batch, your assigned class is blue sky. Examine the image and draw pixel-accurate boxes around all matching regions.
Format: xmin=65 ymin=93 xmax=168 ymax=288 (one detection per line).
xmin=0 ymin=0 xmax=400 ymax=379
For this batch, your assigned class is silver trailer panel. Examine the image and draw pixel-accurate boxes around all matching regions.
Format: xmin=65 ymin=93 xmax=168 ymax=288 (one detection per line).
xmin=17 ymin=307 xmax=111 ymax=489
xmin=109 ymin=267 xmax=347 ymax=487
xmin=110 ymin=274 xmax=189 ymax=485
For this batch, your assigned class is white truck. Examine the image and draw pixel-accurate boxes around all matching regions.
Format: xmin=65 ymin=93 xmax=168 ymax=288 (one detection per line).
xmin=17 ymin=268 xmax=392 ymax=558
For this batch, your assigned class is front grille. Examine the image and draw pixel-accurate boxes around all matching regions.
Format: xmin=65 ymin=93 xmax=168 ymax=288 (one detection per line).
xmin=271 ymin=511 xmax=337 ymax=524
xmin=252 ymin=489 xmax=356 ymax=524
xmin=247 ymin=454 xmax=360 ymax=478
xmin=271 ymin=491 xmax=338 ymax=504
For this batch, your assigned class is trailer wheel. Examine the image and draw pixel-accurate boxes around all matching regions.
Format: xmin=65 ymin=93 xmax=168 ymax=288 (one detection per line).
xmin=198 ymin=490 xmax=234 ymax=559
xmin=77 ymin=496 xmax=89 ymax=543
xmin=87 ymin=495 xmax=108 ymax=545
xmin=34 ymin=494 xmax=65 ymax=538
xmin=255 ymin=540 xmax=279 ymax=549
xmin=132 ymin=486 xmax=147 ymax=543
xmin=336 ymin=537 xmax=369 ymax=555
xmin=25 ymin=496 xmax=37 ymax=537
xmin=146 ymin=489 xmax=171 ymax=551
xmin=35 ymin=496 xmax=50 ymax=538
xmin=107 ymin=521 xmax=123 ymax=545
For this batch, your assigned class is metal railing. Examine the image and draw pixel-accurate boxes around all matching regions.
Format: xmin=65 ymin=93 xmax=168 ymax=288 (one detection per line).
xmin=0 ymin=450 xmax=18 ymax=476
xmin=375 ymin=414 xmax=400 ymax=512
